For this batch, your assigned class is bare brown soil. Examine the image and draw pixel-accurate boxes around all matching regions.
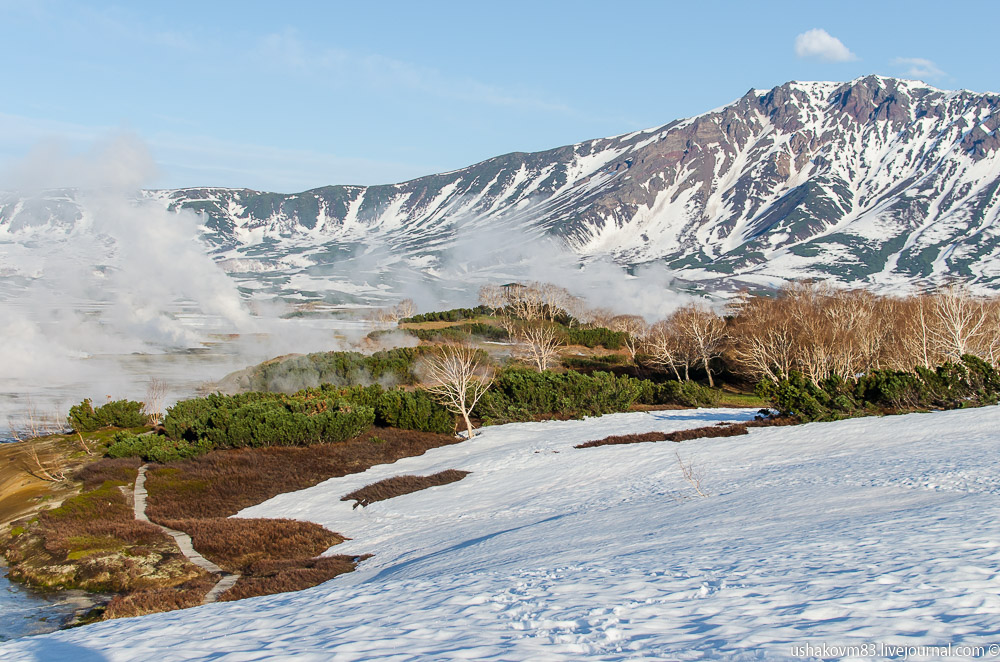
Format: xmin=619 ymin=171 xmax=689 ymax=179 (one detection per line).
xmin=341 ymin=470 xmax=471 ymax=508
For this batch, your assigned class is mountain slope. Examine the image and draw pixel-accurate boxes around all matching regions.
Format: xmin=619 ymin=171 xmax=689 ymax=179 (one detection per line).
xmin=3 ymin=406 xmax=1000 ymax=659
xmin=4 ymin=75 xmax=1000 ymax=299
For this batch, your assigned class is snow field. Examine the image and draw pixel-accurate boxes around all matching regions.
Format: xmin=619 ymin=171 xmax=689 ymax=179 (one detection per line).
xmin=3 ymin=406 xmax=1000 ymax=660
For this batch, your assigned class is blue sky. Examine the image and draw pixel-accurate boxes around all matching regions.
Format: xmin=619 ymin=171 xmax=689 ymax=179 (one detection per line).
xmin=1 ymin=0 xmax=996 ymax=192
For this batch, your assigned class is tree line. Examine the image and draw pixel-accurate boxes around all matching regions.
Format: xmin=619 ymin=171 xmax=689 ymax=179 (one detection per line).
xmin=474 ymin=280 xmax=1000 ymax=387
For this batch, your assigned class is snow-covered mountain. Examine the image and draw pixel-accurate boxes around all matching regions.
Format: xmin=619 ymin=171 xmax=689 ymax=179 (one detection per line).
xmin=4 ymin=406 xmax=1000 ymax=660
xmin=4 ymin=75 xmax=1000 ymax=300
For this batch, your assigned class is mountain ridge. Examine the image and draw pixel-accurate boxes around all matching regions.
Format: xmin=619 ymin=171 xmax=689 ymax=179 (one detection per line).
xmin=4 ymin=75 xmax=1000 ymax=301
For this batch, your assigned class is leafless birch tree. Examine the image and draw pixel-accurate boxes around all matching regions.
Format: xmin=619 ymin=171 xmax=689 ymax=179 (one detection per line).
xmin=424 ymin=344 xmax=495 ymax=440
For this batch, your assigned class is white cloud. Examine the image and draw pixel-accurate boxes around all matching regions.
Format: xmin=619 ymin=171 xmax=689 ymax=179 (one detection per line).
xmin=794 ymin=28 xmax=858 ymax=62
xmin=891 ymin=57 xmax=946 ymax=81
xmin=257 ymin=28 xmax=573 ymax=115
xmin=0 ymin=113 xmax=440 ymax=191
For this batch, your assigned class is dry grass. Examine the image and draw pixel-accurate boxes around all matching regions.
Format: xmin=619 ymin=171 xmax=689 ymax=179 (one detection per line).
xmin=34 ymin=483 xmax=166 ymax=560
xmin=74 ymin=457 xmax=142 ymax=491
xmin=219 ymin=555 xmax=367 ymax=602
xmin=342 ymin=470 xmax=471 ymax=508
xmin=159 ymin=517 xmax=344 ymax=573
xmin=3 ymin=482 xmax=204 ymax=593
xmin=144 ymin=427 xmax=462 ymax=520
xmin=103 ymin=573 xmax=216 ymax=619
xmin=575 ymin=415 xmax=800 ymax=449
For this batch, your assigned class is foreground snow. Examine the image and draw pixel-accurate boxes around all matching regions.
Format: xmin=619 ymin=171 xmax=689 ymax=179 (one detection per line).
xmin=4 ymin=406 xmax=1000 ymax=661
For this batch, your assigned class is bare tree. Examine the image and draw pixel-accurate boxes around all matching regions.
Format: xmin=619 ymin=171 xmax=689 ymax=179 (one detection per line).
xmin=395 ymin=298 xmax=417 ymax=320
xmin=727 ymin=290 xmax=797 ymax=382
xmin=671 ymin=304 xmax=727 ymax=387
xmin=516 ymin=321 xmax=564 ymax=371
xmin=424 ymin=344 xmax=495 ymax=440
xmin=610 ymin=314 xmax=648 ymax=365
xmin=675 ymin=451 xmax=708 ymax=497
xmin=373 ymin=298 xmax=419 ymax=324
xmin=143 ymin=378 xmax=168 ymax=426
xmin=7 ymin=398 xmax=62 ymax=441
xmin=928 ymin=284 xmax=991 ymax=361
xmin=19 ymin=444 xmax=67 ymax=482
xmin=644 ymin=320 xmax=684 ymax=381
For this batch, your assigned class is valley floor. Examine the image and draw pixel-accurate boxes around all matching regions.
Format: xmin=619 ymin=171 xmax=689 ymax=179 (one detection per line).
xmin=3 ymin=406 xmax=1000 ymax=661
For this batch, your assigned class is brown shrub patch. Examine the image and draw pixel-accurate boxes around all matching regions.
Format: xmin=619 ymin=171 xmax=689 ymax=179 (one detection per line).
xmin=746 ymin=415 xmax=800 ymax=428
xmin=159 ymin=517 xmax=344 ymax=573
xmin=219 ymin=555 xmax=368 ymax=602
xmin=3 ymin=482 xmax=204 ymax=592
xmin=144 ymin=427 xmax=461 ymax=520
xmin=103 ymin=573 xmax=216 ymax=619
xmin=575 ymin=415 xmax=801 ymax=449
xmin=576 ymin=423 xmax=750 ymax=448
xmin=74 ymin=457 xmax=142 ymax=490
xmin=342 ymin=470 xmax=471 ymax=508
xmin=36 ymin=483 xmax=167 ymax=560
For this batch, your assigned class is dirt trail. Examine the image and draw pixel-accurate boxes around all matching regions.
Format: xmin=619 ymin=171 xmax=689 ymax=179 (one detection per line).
xmin=134 ymin=465 xmax=239 ymax=604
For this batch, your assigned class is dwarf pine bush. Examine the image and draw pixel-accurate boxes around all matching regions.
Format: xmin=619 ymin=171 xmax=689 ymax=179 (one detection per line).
xmin=68 ymin=398 xmax=147 ymax=432
xmin=162 ymin=392 xmax=374 ymax=450
xmin=756 ymin=355 xmax=1000 ymax=421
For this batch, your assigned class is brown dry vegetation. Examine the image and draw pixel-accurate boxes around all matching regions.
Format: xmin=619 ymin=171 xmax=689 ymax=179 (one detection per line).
xmin=219 ymin=555 xmax=366 ymax=602
xmin=341 ymin=470 xmax=471 ymax=508
xmin=575 ymin=416 xmax=800 ymax=449
xmin=3 ymin=479 xmax=205 ymax=593
xmin=153 ymin=517 xmax=361 ymax=602
xmin=133 ymin=428 xmax=463 ymax=609
xmin=74 ymin=457 xmax=143 ymax=491
xmin=144 ymin=427 xmax=462 ymax=520
xmin=102 ymin=573 xmax=217 ymax=619
xmin=159 ymin=517 xmax=344 ymax=573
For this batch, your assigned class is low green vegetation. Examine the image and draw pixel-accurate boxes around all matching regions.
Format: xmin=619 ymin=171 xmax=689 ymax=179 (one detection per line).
xmin=68 ymin=398 xmax=146 ymax=432
xmin=163 ymin=392 xmax=374 ymax=451
xmin=474 ymin=368 xmax=717 ymax=425
xmin=401 ymin=306 xmax=492 ymax=323
xmin=242 ymin=347 xmax=428 ymax=392
xmin=405 ymin=322 xmax=509 ymax=343
xmin=564 ymin=326 xmax=629 ymax=349
xmin=756 ymin=355 xmax=1000 ymax=422
xmin=300 ymin=384 xmax=454 ymax=434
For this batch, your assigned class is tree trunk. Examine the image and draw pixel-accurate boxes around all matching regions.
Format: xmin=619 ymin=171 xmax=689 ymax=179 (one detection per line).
xmin=462 ymin=411 xmax=475 ymax=439
xmin=703 ymin=356 xmax=714 ymax=387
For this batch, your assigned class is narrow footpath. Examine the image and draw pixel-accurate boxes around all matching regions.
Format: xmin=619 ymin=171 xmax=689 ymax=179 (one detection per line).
xmin=133 ymin=465 xmax=240 ymax=604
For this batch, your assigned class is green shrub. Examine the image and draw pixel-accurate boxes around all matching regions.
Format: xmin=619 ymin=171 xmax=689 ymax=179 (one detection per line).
xmin=106 ymin=431 xmax=213 ymax=463
xmin=299 ymin=384 xmax=453 ymax=434
xmin=163 ymin=393 xmax=374 ymax=449
xmin=243 ymin=347 xmax=428 ymax=393
xmin=475 ymin=368 xmax=641 ymax=424
xmin=401 ymin=306 xmax=492 ymax=323
xmin=757 ymin=356 xmax=1000 ymax=421
xmin=406 ymin=323 xmax=509 ymax=344
xmin=565 ymin=327 xmax=629 ymax=350
xmin=635 ymin=380 xmax=719 ymax=407
xmin=68 ymin=398 xmax=146 ymax=432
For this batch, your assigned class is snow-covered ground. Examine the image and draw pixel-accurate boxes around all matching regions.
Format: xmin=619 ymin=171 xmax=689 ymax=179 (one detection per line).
xmin=4 ymin=406 xmax=1000 ymax=661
